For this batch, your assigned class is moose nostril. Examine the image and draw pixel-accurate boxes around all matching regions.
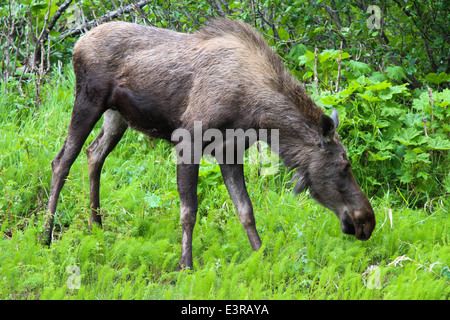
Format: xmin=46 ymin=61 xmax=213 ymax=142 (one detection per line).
xmin=360 ymin=224 xmax=367 ymax=240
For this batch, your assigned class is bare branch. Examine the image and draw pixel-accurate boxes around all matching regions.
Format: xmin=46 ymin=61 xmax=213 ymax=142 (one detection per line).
xmin=335 ymin=41 xmax=343 ymax=93
xmin=321 ymin=1 xmax=342 ymax=29
xmin=427 ymin=85 xmax=435 ymax=134
xmin=314 ymin=47 xmax=319 ymax=95
xmin=353 ymin=1 xmax=422 ymax=89
xmin=59 ymin=0 xmax=151 ymax=39
xmin=49 ymin=0 xmax=74 ymax=32
xmin=213 ymin=0 xmax=226 ymax=17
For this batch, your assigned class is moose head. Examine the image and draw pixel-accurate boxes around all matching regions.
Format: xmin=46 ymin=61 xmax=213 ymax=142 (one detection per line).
xmin=293 ymin=109 xmax=375 ymax=240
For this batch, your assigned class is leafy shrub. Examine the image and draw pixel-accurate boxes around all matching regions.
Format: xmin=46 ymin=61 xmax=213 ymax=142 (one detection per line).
xmin=287 ymin=47 xmax=450 ymax=206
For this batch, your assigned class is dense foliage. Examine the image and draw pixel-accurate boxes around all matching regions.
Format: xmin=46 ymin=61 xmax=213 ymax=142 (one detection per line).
xmin=0 ymin=0 xmax=449 ymax=300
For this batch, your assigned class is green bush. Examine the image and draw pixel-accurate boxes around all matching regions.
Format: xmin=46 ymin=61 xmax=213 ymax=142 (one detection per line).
xmin=286 ymin=47 xmax=450 ymax=206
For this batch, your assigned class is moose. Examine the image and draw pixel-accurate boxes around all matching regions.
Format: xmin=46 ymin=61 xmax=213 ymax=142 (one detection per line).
xmin=42 ymin=19 xmax=375 ymax=270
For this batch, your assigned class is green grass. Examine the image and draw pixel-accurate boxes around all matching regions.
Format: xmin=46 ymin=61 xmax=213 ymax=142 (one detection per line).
xmin=0 ymin=71 xmax=449 ymax=300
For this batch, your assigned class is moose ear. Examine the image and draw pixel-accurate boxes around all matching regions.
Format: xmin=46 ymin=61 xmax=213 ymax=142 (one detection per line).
xmin=319 ymin=108 xmax=339 ymax=143
xmin=330 ymin=108 xmax=339 ymax=128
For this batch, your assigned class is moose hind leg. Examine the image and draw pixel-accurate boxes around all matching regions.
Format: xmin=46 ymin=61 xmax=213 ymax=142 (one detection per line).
xmin=86 ymin=110 xmax=128 ymax=229
xmin=176 ymin=162 xmax=200 ymax=270
xmin=219 ymin=163 xmax=262 ymax=251
xmin=42 ymin=97 xmax=105 ymax=246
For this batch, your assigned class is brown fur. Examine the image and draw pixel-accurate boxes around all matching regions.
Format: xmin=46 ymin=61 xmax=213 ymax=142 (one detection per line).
xmin=73 ymin=19 xmax=322 ymax=134
xmin=42 ymin=19 xmax=375 ymax=270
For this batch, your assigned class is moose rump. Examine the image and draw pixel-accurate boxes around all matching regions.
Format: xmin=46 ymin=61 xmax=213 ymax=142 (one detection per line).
xmin=42 ymin=19 xmax=375 ymax=270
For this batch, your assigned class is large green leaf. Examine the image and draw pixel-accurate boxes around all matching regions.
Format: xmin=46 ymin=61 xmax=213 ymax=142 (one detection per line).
xmin=428 ymin=136 xmax=450 ymax=150
xmin=357 ymin=93 xmax=380 ymax=102
xmin=286 ymin=44 xmax=308 ymax=60
xmin=320 ymin=95 xmax=343 ymax=106
xmin=31 ymin=2 xmax=48 ymax=12
xmin=385 ymin=66 xmax=407 ymax=81
xmin=369 ymin=150 xmax=391 ymax=161
xmin=339 ymin=81 xmax=361 ymax=97
xmin=425 ymin=72 xmax=450 ymax=85
xmin=393 ymin=128 xmax=421 ymax=146
xmin=345 ymin=60 xmax=372 ymax=76
xmin=404 ymin=150 xmax=430 ymax=164
xmin=365 ymin=81 xmax=391 ymax=91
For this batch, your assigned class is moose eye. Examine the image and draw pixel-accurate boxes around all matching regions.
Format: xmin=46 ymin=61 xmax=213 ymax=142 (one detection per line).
xmin=343 ymin=163 xmax=351 ymax=173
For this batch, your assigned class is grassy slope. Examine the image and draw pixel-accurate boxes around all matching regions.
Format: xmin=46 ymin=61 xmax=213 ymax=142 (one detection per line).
xmin=0 ymin=72 xmax=449 ymax=300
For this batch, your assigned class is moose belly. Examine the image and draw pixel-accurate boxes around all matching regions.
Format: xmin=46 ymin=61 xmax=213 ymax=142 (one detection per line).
xmin=107 ymin=85 xmax=182 ymax=141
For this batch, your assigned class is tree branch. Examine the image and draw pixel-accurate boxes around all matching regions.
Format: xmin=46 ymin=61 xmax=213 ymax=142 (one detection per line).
xmin=48 ymin=0 xmax=73 ymax=35
xmin=321 ymin=1 xmax=342 ymax=29
xmin=391 ymin=0 xmax=438 ymax=72
xmin=354 ymin=1 xmax=422 ymax=89
xmin=212 ymin=0 xmax=226 ymax=17
xmin=335 ymin=41 xmax=343 ymax=92
xmin=59 ymin=0 xmax=151 ymax=39
xmin=33 ymin=0 xmax=73 ymax=69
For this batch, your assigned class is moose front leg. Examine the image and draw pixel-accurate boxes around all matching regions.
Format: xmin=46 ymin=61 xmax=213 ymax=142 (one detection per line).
xmin=176 ymin=162 xmax=199 ymax=270
xmin=219 ymin=163 xmax=262 ymax=251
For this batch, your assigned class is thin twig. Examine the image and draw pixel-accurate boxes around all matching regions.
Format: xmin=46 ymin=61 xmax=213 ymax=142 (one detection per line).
xmin=59 ymin=0 xmax=151 ymax=39
xmin=47 ymin=0 xmax=73 ymax=33
xmin=335 ymin=41 xmax=343 ymax=93
xmin=387 ymin=255 xmax=449 ymax=285
xmin=427 ymin=85 xmax=435 ymax=134
xmin=423 ymin=117 xmax=429 ymax=142
xmin=314 ymin=47 xmax=319 ymax=95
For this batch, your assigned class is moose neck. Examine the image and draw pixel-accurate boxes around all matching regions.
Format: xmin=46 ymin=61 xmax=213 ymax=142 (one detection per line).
xmin=277 ymin=124 xmax=318 ymax=171
xmin=258 ymin=94 xmax=324 ymax=172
